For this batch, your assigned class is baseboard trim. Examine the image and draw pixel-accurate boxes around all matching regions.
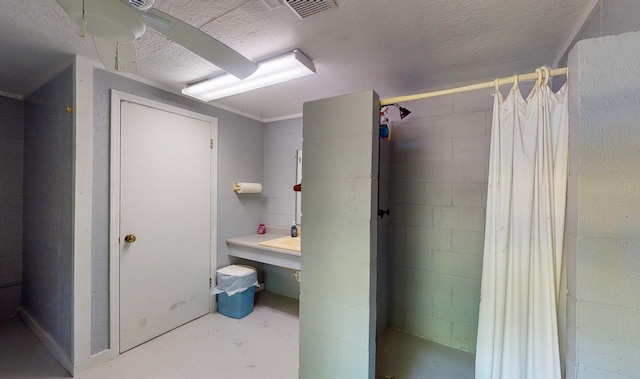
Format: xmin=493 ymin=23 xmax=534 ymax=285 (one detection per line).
xmin=74 ymin=348 xmax=115 ymax=374
xmin=18 ymin=307 xmax=74 ymax=375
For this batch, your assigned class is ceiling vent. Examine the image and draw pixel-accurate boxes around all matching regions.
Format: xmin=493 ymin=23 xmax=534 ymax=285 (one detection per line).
xmin=124 ymin=0 xmax=155 ymax=11
xmin=285 ymin=0 xmax=337 ymax=19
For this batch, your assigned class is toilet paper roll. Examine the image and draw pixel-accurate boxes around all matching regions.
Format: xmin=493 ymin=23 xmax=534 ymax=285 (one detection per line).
xmin=233 ymin=182 xmax=262 ymax=194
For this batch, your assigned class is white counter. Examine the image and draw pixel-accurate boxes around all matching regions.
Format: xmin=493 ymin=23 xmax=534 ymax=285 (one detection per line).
xmin=226 ymin=230 xmax=301 ymax=270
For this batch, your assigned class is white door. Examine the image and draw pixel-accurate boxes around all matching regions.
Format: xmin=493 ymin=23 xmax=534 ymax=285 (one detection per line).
xmin=119 ymin=100 xmax=212 ymax=352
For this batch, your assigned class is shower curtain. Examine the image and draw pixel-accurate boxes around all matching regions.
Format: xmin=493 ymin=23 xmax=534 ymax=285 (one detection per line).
xmin=475 ymin=81 xmax=568 ymax=379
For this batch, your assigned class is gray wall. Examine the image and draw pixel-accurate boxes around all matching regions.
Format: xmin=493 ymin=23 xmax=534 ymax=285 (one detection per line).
xmin=263 ymin=118 xmax=301 ymax=227
xmin=91 ymin=69 xmax=265 ymax=354
xmin=22 ymin=66 xmax=74 ymax=358
xmin=0 ymin=96 xmax=24 ymax=319
xmin=558 ymin=0 xmax=640 ymax=67
xmin=565 ymin=31 xmax=640 ymax=379
xmin=300 ymin=90 xmax=379 ymax=378
xmin=580 ymin=0 xmax=640 ymax=38
xmin=377 ymin=138 xmax=391 ymax=339
xmin=561 ymin=1 xmax=640 ymax=377
xmin=261 ymin=118 xmax=302 ymax=299
xmin=388 ymin=89 xmax=492 ymax=352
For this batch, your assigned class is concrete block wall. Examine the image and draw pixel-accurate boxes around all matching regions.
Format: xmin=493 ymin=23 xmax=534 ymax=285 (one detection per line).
xmin=263 ymin=265 xmax=300 ymax=299
xmin=565 ymin=31 xmax=640 ymax=379
xmin=389 ymin=89 xmax=493 ymax=352
xmin=262 ymin=118 xmax=303 ymax=299
xmin=377 ymin=138 xmax=391 ymax=339
xmin=0 ymin=95 xmax=24 ymax=319
xmin=263 ymin=118 xmax=302 ymax=227
xmin=558 ymin=0 xmax=640 ymax=68
xmin=300 ymin=91 xmax=379 ymax=378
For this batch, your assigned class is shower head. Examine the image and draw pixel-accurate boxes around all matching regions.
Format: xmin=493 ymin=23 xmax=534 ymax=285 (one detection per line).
xmin=394 ymin=104 xmax=411 ymax=119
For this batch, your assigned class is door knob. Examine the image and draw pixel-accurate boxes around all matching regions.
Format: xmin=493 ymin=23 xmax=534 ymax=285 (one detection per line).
xmin=124 ymin=234 xmax=137 ymax=243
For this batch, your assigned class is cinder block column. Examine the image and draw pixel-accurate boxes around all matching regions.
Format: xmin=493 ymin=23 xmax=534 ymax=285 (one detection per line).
xmin=566 ymin=31 xmax=640 ymax=379
xmin=299 ymin=91 xmax=379 ymax=379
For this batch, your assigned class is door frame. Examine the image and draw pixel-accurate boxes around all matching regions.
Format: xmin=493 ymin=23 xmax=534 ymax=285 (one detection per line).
xmin=108 ymin=90 xmax=218 ymax=358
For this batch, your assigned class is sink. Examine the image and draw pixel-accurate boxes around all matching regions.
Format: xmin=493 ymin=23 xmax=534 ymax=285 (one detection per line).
xmin=258 ymin=235 xmax=301 ymax=252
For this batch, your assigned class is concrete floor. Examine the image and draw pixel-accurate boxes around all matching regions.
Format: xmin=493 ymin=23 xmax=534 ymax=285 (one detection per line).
xmin=1 ymin=292 xmax=474 ymax=378
xmin=0 ymin=291 xmax=299 ymax=379
xmin=0 ymin=314 xmax=70 ymax=378
xmin=376 ymin=328 xmax=475 ymax=379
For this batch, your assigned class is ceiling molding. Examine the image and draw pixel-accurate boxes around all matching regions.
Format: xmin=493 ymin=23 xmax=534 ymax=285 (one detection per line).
xmin=2 ymin=1 xmax=602 ymax=120
xmin=32 ymin=56 xmax=296 ymax=123
xmin=101 ymin=63 xmax=304 ymax=123
xmin=88 ymin=59 xmax=268 ymax=122
xmin=205 ymin=100 xmax=264 ymax=122
xmin=262 ymin=113 xmax=303 ymax=123
xmin=0 ymin=90 xmax=24 ymax=100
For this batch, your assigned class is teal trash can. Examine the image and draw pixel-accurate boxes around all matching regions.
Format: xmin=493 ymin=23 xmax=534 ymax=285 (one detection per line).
xmin=213 ymin=265 xmax=259 ymax=319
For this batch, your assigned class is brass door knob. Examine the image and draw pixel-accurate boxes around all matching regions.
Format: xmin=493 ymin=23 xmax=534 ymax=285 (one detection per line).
xmin=124 ymin=234 xmax=137 ymax=243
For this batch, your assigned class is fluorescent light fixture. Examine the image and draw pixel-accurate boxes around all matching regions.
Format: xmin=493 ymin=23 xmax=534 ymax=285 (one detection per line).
xmin=182 ymin=49 xmax=315 ymax=101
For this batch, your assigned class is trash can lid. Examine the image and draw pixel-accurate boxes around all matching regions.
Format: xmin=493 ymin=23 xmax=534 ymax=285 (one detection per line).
xmin=216 ymin=264 xmax=256 ymax=277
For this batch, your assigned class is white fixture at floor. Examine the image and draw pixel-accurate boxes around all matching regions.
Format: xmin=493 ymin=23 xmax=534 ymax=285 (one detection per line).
xmin=182 ymin=49 xmax=315 ymax=101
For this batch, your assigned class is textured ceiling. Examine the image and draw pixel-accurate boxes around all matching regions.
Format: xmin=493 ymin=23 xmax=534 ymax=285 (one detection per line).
xmin=0 ymin=0 xmax=594 ymax=120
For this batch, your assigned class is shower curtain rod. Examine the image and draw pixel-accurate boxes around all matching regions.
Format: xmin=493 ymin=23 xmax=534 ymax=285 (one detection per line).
xmin=380 ymin=67 xmax=568 ymax=106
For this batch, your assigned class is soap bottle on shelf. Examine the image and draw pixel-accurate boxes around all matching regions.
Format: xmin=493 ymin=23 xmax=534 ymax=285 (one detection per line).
xmin=290 ymin=221 xmax=298 ymax=238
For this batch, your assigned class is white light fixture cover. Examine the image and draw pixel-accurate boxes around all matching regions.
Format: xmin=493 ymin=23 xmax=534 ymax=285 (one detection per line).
xmin=182 ymin=49 xmax=315 ymax=101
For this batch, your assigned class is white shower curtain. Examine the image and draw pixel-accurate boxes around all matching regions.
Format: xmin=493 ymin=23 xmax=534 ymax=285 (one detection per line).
xmin=475 ymin=81 xmax=568 ymax=379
